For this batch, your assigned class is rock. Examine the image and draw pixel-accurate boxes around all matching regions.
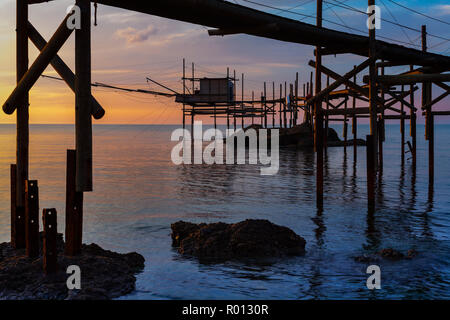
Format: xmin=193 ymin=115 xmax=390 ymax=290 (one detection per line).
xmin=0 ymin=233 xmax=144 ymax=300
xmin=378 ymin=248 xmax=404 ymax=260
xmin=354 ymin=248 xmax=418 ymax=263
xmin=171 ymin=219 xmax=306 ymax=261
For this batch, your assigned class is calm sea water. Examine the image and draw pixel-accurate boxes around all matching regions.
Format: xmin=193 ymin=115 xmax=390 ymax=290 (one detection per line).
xmin=0 ymin=123 xmax=449 ymax=299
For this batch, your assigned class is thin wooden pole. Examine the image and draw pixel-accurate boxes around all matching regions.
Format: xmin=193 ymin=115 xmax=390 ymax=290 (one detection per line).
xmin=75 ymin=0 xmax=92 ymax=192
xmin=410 ymin=65 xmax=417 ymax=168
xmin=264 ymin=81 xmax=267 ymax=128
xmin=16 ymin=0 xmax=29 ymax=216
xmin=183 ymin=58 xmax=186 ymax=129
xmin=242 ymin=73 xmax=245 ymax=129
xmin=324 ymin=76 xmax=329 ymax=150
xmin=315 ymin=0 xmax=324 ymax=208
xmin=295 ymin=72 xmax=299 ymax=126
xmin=234 ymin=70 xmax=236 ymax=131
xmin=352 ymin=66 xmax=357 ymax=161
xmin=227 ymin=67 xmax=230 ymax=130
xmin=25 ymin=180 xmax=39 ymax=258
xmin=284 ymin=82 xmax=287 ymax=128
xmin=366 ymin=135 xmax=375 ymax=209
xmin=422 ymin=25 xmax=434 ymax=184
xmin=272 ymin=81 xmax=275 ymax=128
xmin=400 ymin=84 xmax=405 ymax=163
xmin=279 ymin=84 xmax=283 ymax=128
xmin=367 ymin=0 xmax=377 ymax=205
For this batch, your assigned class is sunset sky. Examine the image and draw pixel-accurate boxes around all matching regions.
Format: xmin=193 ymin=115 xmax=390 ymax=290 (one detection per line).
xmin=0 ymin=0 xmax=449 ymax=124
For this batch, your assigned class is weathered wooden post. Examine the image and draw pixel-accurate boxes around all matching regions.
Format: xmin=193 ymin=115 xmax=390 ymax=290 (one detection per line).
xmin=366 ymin=135 xmax=375 ymax=209
xmin=242 ymin=73 xmax=245 ymax=129
xmin=422 ymin=25 xmax=434 ymax=184
xmin=409 ymin=65 xmax=417 ymax=168
xmin=183 ymin=58 xmax=186 ymax=129
xmin=65 ymin=150 xmax=84 ymax=256
xmin=272 ymin=82 xmax=275 ymax=128
xmin=43 ymin=208 xmax=58 ymax=274
xmin=25 ymin=180 xmax=39 ymax=258
xmin=352 ymin=67 xmax=357 ymax=162
xmin=400 ymin=85 xmax=405 ymax=163
xmin=343 ymin=85 xmax=348 ymax=153
xmin=315 ymin=0 xmax=324 ymax=208
xmin=279 ymin=84 xmax=283 ymax=128
xmin=11 ymin=164 xmax=25 ymax=248
xmin=367 ymin=0 xmax=378 ymax=205
xmin=16 ymin=0 xmax=29 ymax=236
xmin=284 ymin=82 xmax=287 ymax=129
xmin=324 ymin=76 xmax=329 ymax=151
xmin=75 ymin=0 xmax=93 ymax=192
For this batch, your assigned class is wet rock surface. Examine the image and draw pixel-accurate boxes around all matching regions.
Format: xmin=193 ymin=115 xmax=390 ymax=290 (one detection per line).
xmin=354 ymin=248 xmax=418 ymax=263
xmin=0 ymin=233 xmax=144 ymax=300
xmin=171 ymin=219 xmax=306 ymax=261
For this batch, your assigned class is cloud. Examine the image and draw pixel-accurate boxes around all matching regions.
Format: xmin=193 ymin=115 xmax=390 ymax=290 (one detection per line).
xmin=115 ymin=25 xmax=158 ymax=44
xmin=435 ymin=5 xmax=450 ymax=15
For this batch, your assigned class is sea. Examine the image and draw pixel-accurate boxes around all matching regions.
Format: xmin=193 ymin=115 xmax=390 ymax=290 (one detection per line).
xmin=0 ymin=123 xmax=449 ymax=299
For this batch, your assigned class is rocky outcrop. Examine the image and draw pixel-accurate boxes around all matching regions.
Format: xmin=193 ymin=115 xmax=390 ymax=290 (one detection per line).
xmin=171 ymin=219 xmax=306 ymax=261
xmin=0 ymin=233 xmax=144 ymax=300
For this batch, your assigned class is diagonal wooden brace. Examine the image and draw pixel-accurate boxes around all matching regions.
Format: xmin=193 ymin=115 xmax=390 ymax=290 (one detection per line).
xmin=308 ymin=59 xmax=385 ymax=107
xmin=3 ymin=13 xmax=74 ymax=115
xmin=27 ymin=22 xmax=105 ymax=120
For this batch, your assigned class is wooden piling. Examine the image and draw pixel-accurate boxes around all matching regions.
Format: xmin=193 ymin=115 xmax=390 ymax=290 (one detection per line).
xmin=16 ymin=0 xmax=29 ymax=218
xmin=366 ymin=135 xmax=375 ymax=208
xmin=377 ymin=115 xmax=383 ymax=172
xmin=11 ymin=164 xmax=25 ymax=248
xmin=315 ymin=0 xmax=324 ymax=208
xmin=25 ymin=180 xmax=39 ymax=258
xmin=75 ymin=0 xmax=93 ymax=192
xmin=43 ymin=208 xmax=58 ymax=274
xmin=410 ymin=65 xmax=417 ymax=167
xmin=65 ymin=150 xmax=84 ymax=256
xmin=368 ymin=0 xmax=378 ymax=172
xmin=183 ymin=58 xmax=186 ymax=129
xmin=352 ymin=67 xmax=357 ymax=162
xmin=400 ymin=85 xmax=405 ymax=163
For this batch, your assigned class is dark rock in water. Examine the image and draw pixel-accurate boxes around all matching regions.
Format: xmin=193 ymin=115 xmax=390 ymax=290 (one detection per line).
xmin=0 ymin=233 xmax=144 ymax=300
xmin=353 ymin=248 xmax=418 ymax=263
xmin=171 ymin=219 xmax=306 ymax=261
xmin=378 ymin=248 xmax=404 ymax=260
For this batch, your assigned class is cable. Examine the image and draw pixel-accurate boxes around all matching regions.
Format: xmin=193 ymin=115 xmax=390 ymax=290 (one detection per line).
xmin=326 ymin=0 xmax=450 ymax=42
xmin=240 ymin=0 xmax=421 ymax=47
xmin=387 ymin=0 xmax=450 ymax=26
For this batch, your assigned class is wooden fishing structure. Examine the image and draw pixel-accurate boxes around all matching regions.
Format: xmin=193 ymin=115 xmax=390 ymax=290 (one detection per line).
xmin=3 ymin=0 xmax=450 ymax=270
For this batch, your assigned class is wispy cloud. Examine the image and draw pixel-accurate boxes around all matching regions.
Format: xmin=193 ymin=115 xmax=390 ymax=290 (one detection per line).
xmin=434 ymin=4 xmax=450 ymax=15
xmin=115 ymin=25 xmax=158 ymax=44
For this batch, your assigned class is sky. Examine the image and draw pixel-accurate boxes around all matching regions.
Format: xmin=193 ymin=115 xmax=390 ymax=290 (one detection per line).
xmin=0 ymin=0 xmax=449 ymax=125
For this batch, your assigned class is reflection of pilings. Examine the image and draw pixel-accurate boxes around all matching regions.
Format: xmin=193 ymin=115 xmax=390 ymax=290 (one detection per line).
xmin=366 ymin=134 xmax=376 ymax=210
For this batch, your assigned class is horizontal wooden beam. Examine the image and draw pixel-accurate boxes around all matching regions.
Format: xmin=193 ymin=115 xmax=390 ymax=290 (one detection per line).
xmin=364 ymin=73 xmax=450 ymax=85
xmin=324 ymin=107 xmax=370 ymax=116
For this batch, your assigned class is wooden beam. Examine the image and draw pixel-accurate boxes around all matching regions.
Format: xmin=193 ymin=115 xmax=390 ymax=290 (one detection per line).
xmin=75 ymin=0 xmax=93 ymax=192
xmin=3 ymin=12 xmax=74 ymax=115
xmin=364 ymin=73 xmax=450 ymax=85
xmin=16 ymin=0 xmax=29 ymax=211
xmin=306 ymin=57 xmax=374 ymax=106
xmin=27 ymin=22 xmax=105 ymax=120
